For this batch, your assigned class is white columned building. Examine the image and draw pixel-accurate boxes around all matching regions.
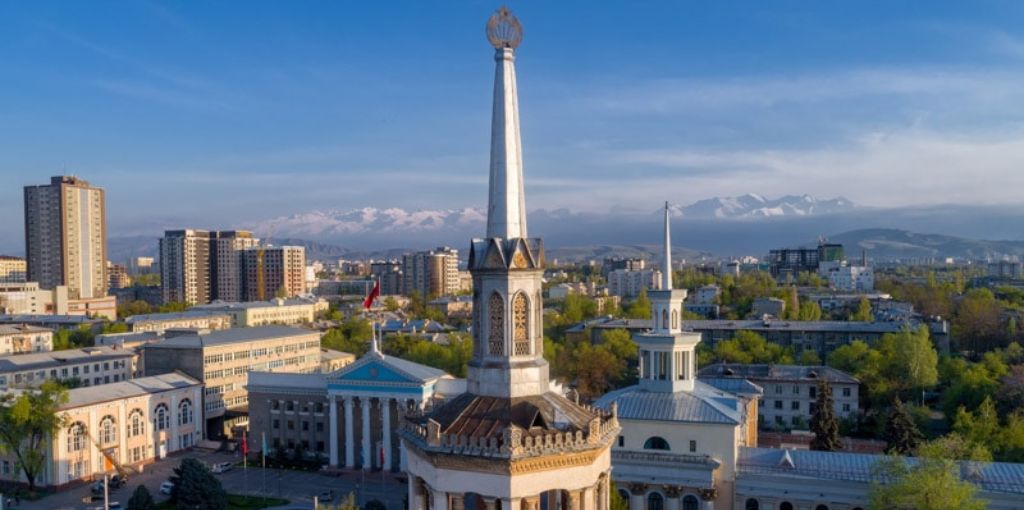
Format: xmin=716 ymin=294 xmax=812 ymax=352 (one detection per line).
xmin=400 ymin=8 xmax=619 ymax=510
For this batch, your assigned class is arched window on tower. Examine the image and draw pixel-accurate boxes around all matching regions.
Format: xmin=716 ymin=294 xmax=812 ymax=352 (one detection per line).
xmin=662 ymin=309 xmax=669 ymax=329
xmin=647 ymin=492 xmax=664 ymax=510
xmin=512 ymin=292 xmax=530 ymax=356
xmin=488 ymin=292 xmax=505 ymax=355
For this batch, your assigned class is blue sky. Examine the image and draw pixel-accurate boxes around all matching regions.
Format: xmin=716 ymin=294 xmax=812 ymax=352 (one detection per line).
xmin=3 ymin=1 xmax=1024 ymax=245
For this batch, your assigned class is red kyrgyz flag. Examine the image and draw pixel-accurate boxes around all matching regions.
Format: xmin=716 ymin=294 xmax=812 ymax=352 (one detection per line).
xmin=241 ymin=431 xmax=249 ymax=457
xmin=363 ymin=280 xmax=380 ymax=309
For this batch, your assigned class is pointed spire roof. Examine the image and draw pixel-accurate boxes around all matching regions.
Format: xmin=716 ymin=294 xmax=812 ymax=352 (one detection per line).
xmin=662 ymin=201 xmax=672 ymax=290
xmin=486 ymin=7 xmax=528 ymax=240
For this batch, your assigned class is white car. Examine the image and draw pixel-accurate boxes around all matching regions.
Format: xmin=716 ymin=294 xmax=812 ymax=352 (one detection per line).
xmin=210 ymin=462 xmax=233 ymax=474
xmin=160 ymin=481 xmax=175 ymax=495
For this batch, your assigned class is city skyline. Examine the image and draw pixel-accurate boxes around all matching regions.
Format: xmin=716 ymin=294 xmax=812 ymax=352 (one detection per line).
xmin=4 ymin=2 xmax=1024 ymax=248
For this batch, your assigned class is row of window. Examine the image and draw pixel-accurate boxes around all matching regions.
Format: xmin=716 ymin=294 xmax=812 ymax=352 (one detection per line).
xmin=773 ymin=384 xmax=853 ymax=398
xmin=763 ymin=400 xmax=852 ymax=413
xmin=616 ymin=435 xmax=697 ymax=453
xmin=65 ymin=400 xmax=193 ymax=452
xmin=2 ymin=360 xmax=128 ymax=387
xmin=270 ymin=400 xmax=325 ymax=413
xmin=202 ymin=340 xmax=319 ymax=366
xmin=271 ymin=419 xmax=325 ymax=433
xmin=204 ymin=354 xmax=317 ymax=380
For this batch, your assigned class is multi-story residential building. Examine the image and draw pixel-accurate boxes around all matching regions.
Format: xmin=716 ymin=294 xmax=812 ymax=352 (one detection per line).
xmin=0 ymin=282 xmax=69 ymax=315
xmin=989 ymin=260 xmax=1024 ymax=279
xmin=160 ymin=230 xmax=261 ymax=305
xmin=106 ymin=261 xmax=131 ymax=290
xmin=190 ymin=297 xmax=328 ymax=327
xmin=0 ymin=256 xmax=27 ymax=284
xmin=751 ymin=297 xmax=786 ymax=318
xmin=767 ymin=242 xmax=843 ymax=280
xmin=0 ymin=324 xmax=53 ymax=355
xmin=826 ymin=264 xmax=874 ymax=292
xmin=141 ymin=325 xmax=321 ymax=438
xmin=241 ymin=246 xmax=306 ymax=301
xmin=0 ymin=373 xmax=202 ymax=490
xmin=692 ymin=284 xmax=721 ymax=305
xmin=401 ymin=247 xmax=459 ymax=298
xmin=0 ymin=314 xmax=104 ymax=332
xmin=602 ymin=256 xmax=646 ymax=277
xmin=128 ymin=256 xmax=156 ymax=275
xmin=608 ymin=268 xmax=662 ymax=298
xmin=370 ymin=261 xmax=403 ymax=295
xmin=24 ymin=176 xmax=108 ymax=300
xmin=0 ymin=345 xmax=135 ymax=389
xmin=125 ymin=310 xmax=232 ymax=334
xmin=699 ymin=363 xmax=860 ymax=429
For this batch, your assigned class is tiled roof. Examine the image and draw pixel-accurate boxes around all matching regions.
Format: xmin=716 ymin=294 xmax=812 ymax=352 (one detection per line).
xmin=700 ymin=377 xmax=763 ymax=396
xmin=62 ymin=372 xmax=200 ymax=409
xmin=593 ymin=381 xmax=743 ymax=425
xmin=698 ymin=363 xmax=859 ymax=384
xmin=125 ymin=310 xmax=228 ymax=323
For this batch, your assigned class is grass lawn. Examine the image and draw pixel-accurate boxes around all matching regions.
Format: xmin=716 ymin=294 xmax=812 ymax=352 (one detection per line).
xmin=156 ymin=494 xmax=289 ymax=510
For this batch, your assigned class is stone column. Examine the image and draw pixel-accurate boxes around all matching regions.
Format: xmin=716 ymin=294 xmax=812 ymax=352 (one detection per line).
xmin=567 ymin=491 xmax=581 ymax=510
xmin=362 ymin=397 xmax=372 ymax=469
xmin=522 ymin=495 xmax=541 ymax=510
xmin=408 ymin=478 xmax=425 ymax=510
xmin=663 ymin=487 xmax=682 ymax=510
xmin=698 ymin=488 xmax=716 ymax=510
xmin=451 ymin=493 xmax=465 ymax=510
xmin=344 ymin=397 xmax=355 ymax=468
xmin=580 ymin=487 xmax=595 ymax=510
xmin=432 ymin=489 xmax=449 ymax=510
xmin=628 ymin=484 xmax=646 ymax=510
xmin=382 ymin=397 xmax=392 ymax=471
xmin=329 ymin=395 xmax=339 ymax=466
xmin=170 ymin=394 xmax=179 ymax=450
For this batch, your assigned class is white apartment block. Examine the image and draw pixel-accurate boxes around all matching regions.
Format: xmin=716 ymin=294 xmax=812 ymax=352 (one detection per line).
xmin=126 ymin=310 xmax=232 ymax=334
xmin=608 ymin=268 xmax=662 ymax=298
xmin=0 ymin=346 xmax=135 ymax=390
xmin=190 ymin=297 xmax=328 ymax=327
xmin=0 ymin=324 xmax=53 ymax=355
xmin=0 ymin=256 xmax=26 ymax=284
xmin=692 ymin=284 xmax=721 ymax=305
xmin=24 ymin=176 xmax=107 ymax=300
xmin=0 ymin=373 xmax=202 ymax=489
xmin=828 ymin=265 xmax=874 ymax=292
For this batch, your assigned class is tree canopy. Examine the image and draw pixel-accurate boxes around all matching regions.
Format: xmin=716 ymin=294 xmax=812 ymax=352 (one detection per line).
xmin=0 ymin=380 xmax=69 ymax=491
xmin=169 ymin=457 xmax=228 ymax=510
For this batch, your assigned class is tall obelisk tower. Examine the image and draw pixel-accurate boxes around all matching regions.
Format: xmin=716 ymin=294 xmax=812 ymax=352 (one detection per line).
xmin=402 ymin=8 xmax=618 ymax=510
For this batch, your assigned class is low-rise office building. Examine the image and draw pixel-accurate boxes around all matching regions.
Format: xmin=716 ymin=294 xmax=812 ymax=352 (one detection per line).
xmin=698 ymin=363 xmax=860 ymax=430
xmin=0 ymin=373 xmax=202 ymax=490
xmin=142 ymin=325 xmax=321 ymax=438
xmin=320 ymin=348 xmax=356 ymax=373
xmin=126 ymin=310 xmax=232 ymax=334
xmin=0 ymin=324 xmax=53 ymax=354
xmin=190 ymin=297 xmax=328 ymax=327
xmin=0 ymin=345 xmax=135 ymax=389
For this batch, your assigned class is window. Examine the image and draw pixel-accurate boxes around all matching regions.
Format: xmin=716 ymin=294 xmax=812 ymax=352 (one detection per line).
xmin=815 ymin=506 xmax=829 ymax=510
xmin=647 ymin=493 xmax=664 ymax=510
xmin=99 ymin=416 xmax=117 ymax=444
xmin=128 ymin=409 xmax=145 ymax=438
xmin=287 ymin=420 xmax=295 ymax=430
xmin=745 ymin=499 xmax=760 ymax=510
xmin=317 ymin=441 xmax=325 ymax=452
xmin=775 ymin=385 xmax=782 ymax=394
xmin=662 ymin=309 xmax=669 ymax=330
xmin=643 ymin=437 xmax=670 ymax=451
xmin=287 ymin=401 xmax=295 ymax=411
xmin=512 ymin=293 xmax=530 ymax=356
xmin=488 ymin=292 xmax=505 ymax=355
xmin=791 ymin=401 xmax=800 ymax=411
xmin=779 ymin=503 xmax=793 ymax=510
xmin=671 ymin=310 xmax=678 ymax=329
xmin=67 ymin=422 xmax=87 ymax=452
xmin=154 ymin=404 xmax=170 ymax=431
xmin=179 ymin=399 xmax=193 ymax=425
xmin=316 ymin=422 xmax=324 ymax=432
xmin=842 ymin=403 xmax=851 ymax=412
xmin=809 ymin=386 xmax=817 ymax=398
xmin=682 ymin=495 xmax=699 ymax=510
xmin=617 ymin=436 xmax=624 ymax=447
xmin=689 ymin=440 xmax=696 ymax=452
xmin=792 ymin=385 xmax=800 ymax=394
xmin=842 ymin=387 xmax=851 ymax=397
xmin=271 ymin=400 xmax=280 ymax=410
xmin=774 ymin=400 xmax=783 ymax=409
xmin=302 ymin=421 xmax=309 ymax=431
xmin=775 ymin=416 xmax=784 ymax=425
xmin=272 ymin=419 xmax=280 ymax=430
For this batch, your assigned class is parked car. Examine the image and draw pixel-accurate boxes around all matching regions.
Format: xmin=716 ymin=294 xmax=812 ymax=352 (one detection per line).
xmin=318 ymin=490 xmax=336 ymax=502
xmin=160 ymin=481 xmax=175 ymax=495
xmin=91 ymin=475 xmax=127 ymax=494
xmin=210 ymin=462 xmax=233 ymax=474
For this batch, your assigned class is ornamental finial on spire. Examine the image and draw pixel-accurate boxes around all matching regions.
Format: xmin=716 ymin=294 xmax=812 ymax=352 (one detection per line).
xmin=487 ymin=6 xmax=523 ymax=49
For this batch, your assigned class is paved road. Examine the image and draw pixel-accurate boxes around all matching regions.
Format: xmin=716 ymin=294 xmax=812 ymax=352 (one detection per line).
xmin=14 ymin=451 xmax=406 ymax=510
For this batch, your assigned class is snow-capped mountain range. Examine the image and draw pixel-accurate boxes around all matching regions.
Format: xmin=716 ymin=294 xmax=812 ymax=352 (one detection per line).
xmin=669 ymin=193 xmax=856 ymax=219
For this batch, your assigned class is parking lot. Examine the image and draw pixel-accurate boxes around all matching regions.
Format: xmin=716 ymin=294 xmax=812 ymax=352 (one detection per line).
xmin=15 ymin=451 xmax=406 ymax=510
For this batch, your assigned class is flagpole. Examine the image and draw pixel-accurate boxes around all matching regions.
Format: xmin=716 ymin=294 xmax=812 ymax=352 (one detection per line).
xmin=261 ymin=432 xmax=267 ymax=506
xmin=243 ymin=431 xmax=248 ymax=497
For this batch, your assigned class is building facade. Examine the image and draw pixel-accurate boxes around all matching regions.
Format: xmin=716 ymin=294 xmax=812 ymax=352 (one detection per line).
xmin=0 ymin=373 xmax=202 ymax=490
xmin=0 ymin=345 xmax=135 ymax=390
xmin=609 ymin=268 xmax=663 ymax=299
xmin=125 ymin=310 xmax=232 ymax=334
xmin=241 ymin=246 xmax=306 ymax=301
xmin=0 ymin=256 xmax=27 ymax=284
xmin=0 ymin=324 xmax=53 ymax=355
xmin=370 ymin=261 xmax=403 ymax=295
xmin=698 ymin=364 xmax=860 ymax=430
xmin=767 ymin=243 xmax=843 ymax=280
xmin=402 ymin=247 xmax=460 ymax=298
xmin=190 ymin=297 xmax=328 ymax=327
xmin=160 ymin=229 xmax=261 ymax=305
xmin=24 ymin=176 xmax=107 ymax=299
xmin=141 ymin=325 xmax=321 ymax=438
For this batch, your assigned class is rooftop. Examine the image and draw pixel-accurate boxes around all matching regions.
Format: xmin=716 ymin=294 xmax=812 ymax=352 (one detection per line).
xmin=320 ymin=348 xmax=355 ymax=362
xmin=0 ymin=314 xmax=102 ymax=326
xmin=594 ymin=380 xmax=745 ymax=425
xmin=142 ymin=325 xmax=316 ymax=349
xmin=247 ymin=371 xmax=326 ymax=391
xmin=62 ymin=372 xmax=200 ymax=409
xmin=572 ymin=316 xmax=921 ymax=334
xmin=191 ymin=297 xmax=321 ymax=311
xmin=698 ymin=363 xmax=859 ymax=384
xmin=0 ymin=324 xmax=51 ymax=335
xmin=125 ymin=310 xmax=229 ymax=323
xmin=0 ymin=346 xmax=134 ymax=373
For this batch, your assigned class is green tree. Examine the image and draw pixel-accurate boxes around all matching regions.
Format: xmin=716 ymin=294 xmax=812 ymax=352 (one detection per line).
xmin=710 ymin=330 xmax=794 ymax=364
xmin=127 ymin=484 xmax=157 ymax=510
xmin=623 ymin=288 xmax=651 ymax=319
xmin=953 ymin=287 xmax=1007 ymax=354
xmin=102 ymin=322 xmax=129 ymax=334
xmin=879 ymin=327 xmax=938 ymax=399
xmin=797 ymin=349 xmax=822 ymax=366
xmin=275 ymin=284 xmax=289 ymax=299
xmin=383 ymin=296 xmax=400 ymax=312
xmin=117 ymin=300 xmax=154 ymax=318
xmin=883 ymin=398 xmax=922 ymax=455
xmin=572 ymin=341 xmax=624 ymax=400
xmin=850 ymin=297 xmax=873 ymax=322
xmin=0 ymin=380 xmax=69 ymax=491
xmin=69 ymin=325 xmax=95 ymax=348
xmin=609 ymin=485 xmax=629 ymax=510
xmin=158 ymin=301 xmax=189 ymax=313
xmin=870 ymin=434 xmax=990 ymax=510
xmin=169 ymin=457 xmax=228 ymax=510
xmin=52 ymin=329 xmax=72 ymax=351
xmin=783 ymin=286 xmax=800 ymax=320
xmin=810 ymin=381 xmax=841 ymax=451
xmin=797 ymin=300 xmax=822 ymax=321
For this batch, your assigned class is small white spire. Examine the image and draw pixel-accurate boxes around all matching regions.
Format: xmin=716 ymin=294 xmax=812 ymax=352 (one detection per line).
xmin=485 ymin=18 xmax=528 ymax=240
xmin=370 ymin=321 xmax=380 ymax=354
xmin=662 ymin=201 xmax=672 ymax=290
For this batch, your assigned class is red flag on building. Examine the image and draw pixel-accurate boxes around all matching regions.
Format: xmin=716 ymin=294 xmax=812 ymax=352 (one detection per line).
xmin=363 ymin=280 xmax=380 ymax=309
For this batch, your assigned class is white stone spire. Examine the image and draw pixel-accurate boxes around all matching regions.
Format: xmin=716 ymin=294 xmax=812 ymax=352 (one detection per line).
xmin=662 ymin=201 xmax=672 ymax=290
xmin=486 ymin=40 xmax=527 ymax=239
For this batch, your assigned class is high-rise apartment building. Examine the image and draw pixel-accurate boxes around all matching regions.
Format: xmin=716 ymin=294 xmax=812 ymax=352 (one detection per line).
xmin=401 ymin=246 xmax=459 ymax=298
xmin=24 ymin=176 xmax=107 ymax=299
xmin=370 ymin=261 xmax=403 ymax=295
xmin=106 ymin=261 xmax=131 ymax=289
xmin=0 ymin=256 xmax=27 ymax=284
xmin=241 ymin=246 xmax=306 ymax=301
xmin=160 ymin=230 xmax=260 ymax=305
